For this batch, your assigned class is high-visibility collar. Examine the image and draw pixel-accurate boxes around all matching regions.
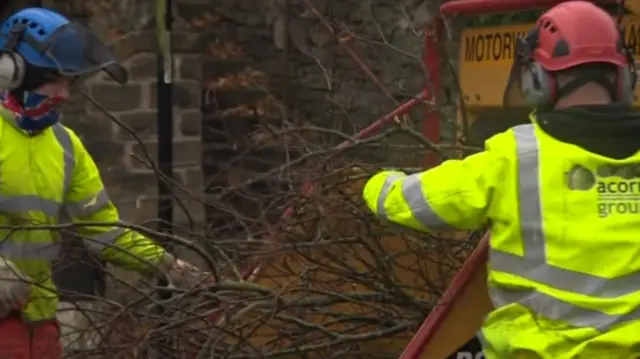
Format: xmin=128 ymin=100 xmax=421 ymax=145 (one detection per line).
xmin=0 ymin=104 xmax=40 ymax=137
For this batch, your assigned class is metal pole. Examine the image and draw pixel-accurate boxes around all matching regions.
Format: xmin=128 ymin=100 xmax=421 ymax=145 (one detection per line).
xmin=152 ymin=0 xmax=173 ymax=357
xmin=156 ymin=0 xmax=173 ymax=233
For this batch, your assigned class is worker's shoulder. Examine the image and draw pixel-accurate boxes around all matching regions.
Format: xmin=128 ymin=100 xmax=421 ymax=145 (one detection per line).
xmin=53 ymin=123 xmax=87 ymax=150
xmin=56 ymin=123 xmax=81 ymax=140
xmin=484 ymin=123 xmax=534 ymax=153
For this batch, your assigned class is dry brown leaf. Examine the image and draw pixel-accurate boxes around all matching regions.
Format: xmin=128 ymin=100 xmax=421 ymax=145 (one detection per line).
xmin=207 ymin=42 xmax=245 ymax=58
xmin=191 ymin=18 xmax=206 ymax=27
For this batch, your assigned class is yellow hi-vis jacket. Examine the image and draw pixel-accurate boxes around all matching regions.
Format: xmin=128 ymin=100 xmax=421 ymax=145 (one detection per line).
xmin=363 ymin=115 xmax=640 ymax=358
xmin=0 ymin=108 xmax=166 ymax=322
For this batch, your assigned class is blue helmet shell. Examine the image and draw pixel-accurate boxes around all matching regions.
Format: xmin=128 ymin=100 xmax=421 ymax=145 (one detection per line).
xmin=0 ymin=8 xmax=70 ymax=70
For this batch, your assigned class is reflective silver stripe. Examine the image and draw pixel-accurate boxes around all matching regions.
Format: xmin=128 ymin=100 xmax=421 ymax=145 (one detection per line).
xmin=377 ymin=173 xmax=451 ymax=228
xmin=376 ymin=174 xmax=404 ymax=219
xmin=0 ymin=196 xmax=59 ymax=217
xmin=65 ymin=189 xmax=110 ymax=218
xmin=83 ymin=227 xmax=126 ymax=253
xmin=489 ymin=286 xmax=640 ymax=332
xmin=0 ymin=240 xmax=59 ymax=261
xmin=490 ymin=249 xmax=640 ymax=298
xmin=400 ymin=175 xmax=451 ymax=228
xmin=489 ymin=124 xmax=640 ymax=330
xmin=52 ymin=124 xmax=74 ymax=199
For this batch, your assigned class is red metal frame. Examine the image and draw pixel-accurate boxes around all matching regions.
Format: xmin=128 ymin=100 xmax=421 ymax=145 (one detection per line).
xmin=398 ymin=235 xmax=489 ymax=359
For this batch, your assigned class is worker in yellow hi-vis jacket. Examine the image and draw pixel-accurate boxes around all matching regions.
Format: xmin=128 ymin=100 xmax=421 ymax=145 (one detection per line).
xmin=0 ymin=7 xmax=196 ymax=359
xmin=364 ymin=2 xmax=640 ymax=358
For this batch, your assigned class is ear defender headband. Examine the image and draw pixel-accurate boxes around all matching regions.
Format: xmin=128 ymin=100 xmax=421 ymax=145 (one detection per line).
xmin=0 ymin=24 xmax=26 ymax=91
xmin=517 ymin=27 xmax=636 ymax=109
xmin=617 ymin=25 xmax=638 ymax=94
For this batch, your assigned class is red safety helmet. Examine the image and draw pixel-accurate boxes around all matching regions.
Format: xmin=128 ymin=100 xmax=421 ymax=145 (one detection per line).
xmin=503 ymin=1 xmax=636 ymax=109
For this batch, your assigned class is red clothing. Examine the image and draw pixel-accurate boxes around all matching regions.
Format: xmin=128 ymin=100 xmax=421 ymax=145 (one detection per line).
xmin=0 ymin=314 xmax=61 ymax=359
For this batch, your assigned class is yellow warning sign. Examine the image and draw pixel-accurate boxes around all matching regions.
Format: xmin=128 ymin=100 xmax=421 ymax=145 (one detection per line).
xmin=461 ymin=25 xmax=530 ymax=64
xmin=461 ymin=17 xmax=640 ymax=64
xmin=458 ymin=15 xmax=640 ymax=108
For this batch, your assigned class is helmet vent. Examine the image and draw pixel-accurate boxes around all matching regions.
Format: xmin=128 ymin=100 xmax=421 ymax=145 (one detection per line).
xmin=8 ymin=18 xmax=47 ymax=36
xmin=552 ymin=39 xmax=570 ymax=57
xmin=542 ymin=20 xmax=557 ymax=34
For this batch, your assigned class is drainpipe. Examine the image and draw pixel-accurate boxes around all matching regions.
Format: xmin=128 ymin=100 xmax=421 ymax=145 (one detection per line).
xmin=152 ymin=0 xmax=173 ymax=357
xmin=156 ymin=0 xmax=173 ymax=234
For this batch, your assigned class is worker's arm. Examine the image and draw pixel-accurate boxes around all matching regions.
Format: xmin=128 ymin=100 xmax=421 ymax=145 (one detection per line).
xmin=63 ymin=128 xmax=174 ymax=274
xmin=363 ymin=139 xmax=505 ymax=233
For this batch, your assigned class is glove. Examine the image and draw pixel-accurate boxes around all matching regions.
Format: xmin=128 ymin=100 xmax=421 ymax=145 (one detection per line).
xmin=169 ymin=259 xmax=206 ymax=287
xmin=0 ymin=257 xmax=31 ymax=315
xmin=160 ymin=253 xmax=207 ymax=288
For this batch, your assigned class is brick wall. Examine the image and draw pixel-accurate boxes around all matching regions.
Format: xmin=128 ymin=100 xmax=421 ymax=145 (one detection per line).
xmin=81 ymin=39 xmax=205 ymax=228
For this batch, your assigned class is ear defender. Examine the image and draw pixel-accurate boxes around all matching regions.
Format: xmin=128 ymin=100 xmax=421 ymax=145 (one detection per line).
xmin=520 ymin=60 xmax=556 ymax=109
xmin=517 ymin=30 xmax=557 ymax=109
xmin=0 ymin=51 xmax=25 ymax=90
xmin=519 ymin=26 xmax=637 ymax=108
xmin=0 ymin=24 xmax=27 ymax=91
xmin=617 ymin=28 xmax=636 ymax=105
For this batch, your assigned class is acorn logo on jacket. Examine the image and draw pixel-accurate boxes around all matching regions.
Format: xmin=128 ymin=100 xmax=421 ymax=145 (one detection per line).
xmin=567 ymin=164 xmax=640 ymax=218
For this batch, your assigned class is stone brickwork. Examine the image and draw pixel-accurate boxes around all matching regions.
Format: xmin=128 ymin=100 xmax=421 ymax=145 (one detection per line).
xmin=83 ymin=45 xmax=204 ymax=228
xmin=66 ymin=34 xmax=205 ymax=231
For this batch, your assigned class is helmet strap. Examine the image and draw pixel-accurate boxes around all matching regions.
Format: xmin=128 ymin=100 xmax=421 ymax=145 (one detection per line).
xmin=3 ymin=24 xmax=25 ymax=52
xmin=3 ymin=25 xmax=62 ymax=104
xmin=555 ymin=68 xmax=618 ymax=104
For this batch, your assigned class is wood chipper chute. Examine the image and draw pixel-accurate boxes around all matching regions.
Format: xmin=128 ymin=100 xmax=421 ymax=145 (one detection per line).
xmin=399 ymin=0 xmax=640 ymax=358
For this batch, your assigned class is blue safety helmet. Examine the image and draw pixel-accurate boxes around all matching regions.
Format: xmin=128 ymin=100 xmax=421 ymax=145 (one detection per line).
xmin=0 ymin=8 xmax=127 ymax=83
